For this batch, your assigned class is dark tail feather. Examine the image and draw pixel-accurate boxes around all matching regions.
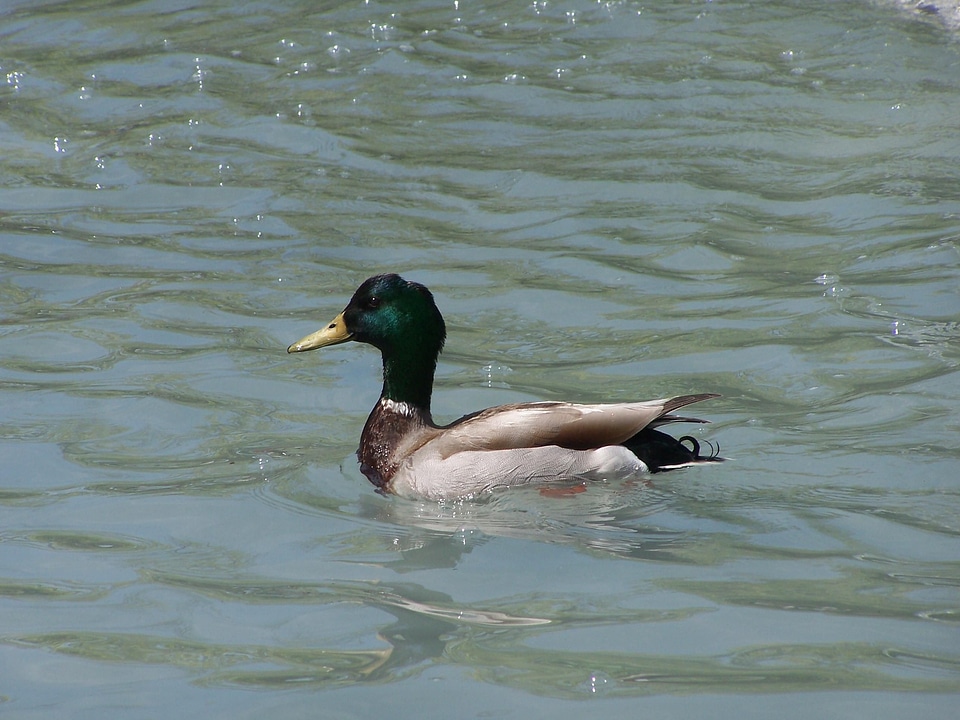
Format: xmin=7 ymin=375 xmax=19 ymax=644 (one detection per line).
xmin=623 ymin=428 xmax=723 ymax=472
xmin=648 ymin=413 xmax=711 ymax=428
xmin=659 ymin=393 xmax=721 ymax=416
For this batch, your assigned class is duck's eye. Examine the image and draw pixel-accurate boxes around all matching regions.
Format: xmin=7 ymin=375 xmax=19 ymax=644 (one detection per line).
xmin=366 ymin=296 xmax=381 ymax=309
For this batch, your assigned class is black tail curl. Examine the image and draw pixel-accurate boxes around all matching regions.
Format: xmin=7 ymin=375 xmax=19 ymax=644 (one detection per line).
xmin=622 ymin=428 xmax=723 ymax=473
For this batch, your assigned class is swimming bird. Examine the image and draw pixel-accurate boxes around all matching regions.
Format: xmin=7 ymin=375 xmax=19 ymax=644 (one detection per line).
xmin=288 ymin=273 xmax=721 ymax=500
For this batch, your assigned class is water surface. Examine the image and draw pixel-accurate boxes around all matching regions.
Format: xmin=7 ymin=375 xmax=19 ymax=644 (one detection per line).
xmin=1 ymin=1 xmax=959 ymax=718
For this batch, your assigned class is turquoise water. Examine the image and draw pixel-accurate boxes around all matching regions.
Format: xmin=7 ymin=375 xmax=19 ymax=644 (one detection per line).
xmin=1 ymin=0 xmax=959 ymax=717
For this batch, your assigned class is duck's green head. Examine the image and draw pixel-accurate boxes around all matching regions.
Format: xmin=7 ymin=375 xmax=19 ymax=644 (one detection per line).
xmin=288 ymin=274 xmax=446 ymax=408
xmin=288 ymin=273 xmax=446 ymax=355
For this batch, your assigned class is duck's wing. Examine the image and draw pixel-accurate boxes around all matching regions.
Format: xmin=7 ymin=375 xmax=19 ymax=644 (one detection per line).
xmin=429 ymin=393 xmax=718 ymax=458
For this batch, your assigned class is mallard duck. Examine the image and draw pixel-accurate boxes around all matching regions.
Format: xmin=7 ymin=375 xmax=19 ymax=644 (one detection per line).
xmin=288 ymin=274 xmax=721 ymax=500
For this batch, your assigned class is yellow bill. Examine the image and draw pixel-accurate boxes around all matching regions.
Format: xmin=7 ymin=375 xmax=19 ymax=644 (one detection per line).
xmin=287 ymin=312 xmax=352 ymax=353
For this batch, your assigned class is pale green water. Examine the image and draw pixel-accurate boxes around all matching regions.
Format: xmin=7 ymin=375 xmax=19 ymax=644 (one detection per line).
xmin=1 ymin=0 xmax=959 ymax=718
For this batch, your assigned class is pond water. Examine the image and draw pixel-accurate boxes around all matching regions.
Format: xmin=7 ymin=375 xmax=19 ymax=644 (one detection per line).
xmin=1 ymin=1 xmax=959 ymax=718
